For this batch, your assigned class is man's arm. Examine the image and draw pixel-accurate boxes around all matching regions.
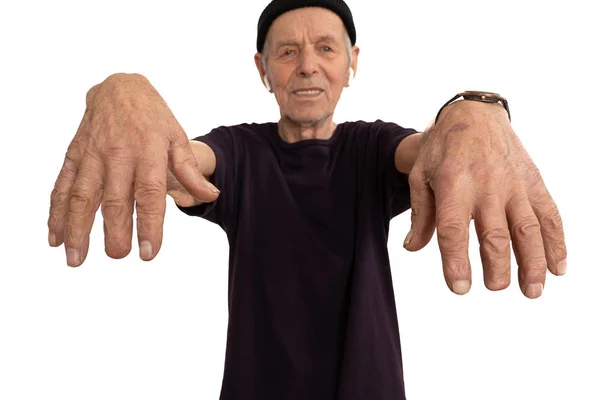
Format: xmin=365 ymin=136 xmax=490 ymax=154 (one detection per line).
xmin=394 ymin=131 xmax=423 ymax=175
xmin=167 ymin=140 xmax=217 ymax=208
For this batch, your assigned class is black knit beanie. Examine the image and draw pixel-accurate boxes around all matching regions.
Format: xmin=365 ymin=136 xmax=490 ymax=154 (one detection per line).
xmin=256 ymin=0 xmax=356 ymax=53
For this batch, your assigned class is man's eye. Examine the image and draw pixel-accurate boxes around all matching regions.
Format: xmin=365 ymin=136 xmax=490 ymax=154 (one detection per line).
xmin=283 ymin=50 xmax=294 ymax=56
xmin=323 ymin=46 xmax=332 ymax=52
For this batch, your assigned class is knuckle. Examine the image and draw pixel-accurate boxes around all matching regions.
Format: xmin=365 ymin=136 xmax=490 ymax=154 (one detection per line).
xmin=170 ymin=152 xmax=197 ymax=173
xmin=481 ymin=168 xmax=509 ymax=189
xmin=102 ymin=198 xmax=131 ymax=220
xmin=68 ymin=191 xmax=92 ymax=214
xmin=136 ymin=201 xmax=166 ymax=219
xmin=506 ymin=190 xmax=527 ymax=210
xmin=105 ymin=145 xmax=134 ymax=162
xmin=437 ymin=221 xmax=469 ymax=252
xmin=479 ymin=191 xmax=503 ymax=204
xmin=436 ymin=196 xmax=464 ymax=218
xmin=521 ymin=162 xmax=541 ymax=180
xmin=553 ymin=242 xmax=568 ymax=262
xmin=50 ymin=186 xmax=66 ymax=209
xmin=408 ymin=168 xmax=429 ymax=192
xmin=407 ymin=170 xmax=419 ymax=188
xmin=511 ymin=215 xmax=541 ymax=239
xmin=47 ymin=213 xmax=59 ymax=232
xmin=479 ymin=228 xmax=511 ymax=255
xmin=66 ymin=140 xmax=85 ymax=164
xmin=538 ymin=206 xmax=563 ymax=235
xmin=135 ymin=181 xmax=166 ymax=204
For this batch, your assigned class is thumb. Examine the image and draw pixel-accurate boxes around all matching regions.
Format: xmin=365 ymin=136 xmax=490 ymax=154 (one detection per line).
xmin=404 ymin=165 xmax=436 ymax=251
xmin=168 ymin=135 xmax=220 ymax=203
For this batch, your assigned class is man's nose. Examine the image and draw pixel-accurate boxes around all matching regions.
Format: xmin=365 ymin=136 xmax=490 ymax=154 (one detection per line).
xmin=297 ymin=48 xmax=318 ymax=77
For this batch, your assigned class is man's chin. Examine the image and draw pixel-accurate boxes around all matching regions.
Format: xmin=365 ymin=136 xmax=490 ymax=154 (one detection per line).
xmin=284 ymin=111 xmax=332 ymax=127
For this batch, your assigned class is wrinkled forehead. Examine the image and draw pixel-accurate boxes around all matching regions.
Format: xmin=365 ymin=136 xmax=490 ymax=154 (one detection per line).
xmin=266 ymin=7 xmax=347 ymax=46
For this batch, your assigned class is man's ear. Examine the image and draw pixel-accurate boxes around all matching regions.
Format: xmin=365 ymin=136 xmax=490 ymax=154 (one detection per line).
xmin=254 ymin=53 xmax=272 ymax=92
xmin=347 ymin=46 xmax=360 ymax=87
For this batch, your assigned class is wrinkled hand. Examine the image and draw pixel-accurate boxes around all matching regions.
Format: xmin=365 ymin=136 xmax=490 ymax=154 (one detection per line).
xmin=404 ymin=101 xmax=567 ymax=299
xmin=48 ymin=73 xmax=219 ymax=267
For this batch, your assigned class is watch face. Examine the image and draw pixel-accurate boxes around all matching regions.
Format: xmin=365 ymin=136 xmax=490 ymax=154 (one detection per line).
xmin=461 ymin=91 xmax=505 ymax=102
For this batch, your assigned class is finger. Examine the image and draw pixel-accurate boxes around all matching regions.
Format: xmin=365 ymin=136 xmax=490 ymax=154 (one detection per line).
xmin=433 ymin=171 xmax=473 ymax=295
xmin=527 ymin=175 xmax=568 ymax=276
xmin=48 ymin=113 xmax=90 ymax=246
xmin=404 ymin=163 xmax=436 ymax=251
xmin=134 ymin=154 xmax=168 ymax=261
xmin=474 ymin=193 xmax=512 ymax=291
xmin=168 ymin=133 xmax=220 ymax=202
xmin=63 ymin=156 xmax=104 ymax=267
xmin=506 ymin=190 xmax=547 ymax=299
xmin=49 ymin=144 xmax=80 ymax=247
xmin=101 ymin=152 xmax=135 ymax=259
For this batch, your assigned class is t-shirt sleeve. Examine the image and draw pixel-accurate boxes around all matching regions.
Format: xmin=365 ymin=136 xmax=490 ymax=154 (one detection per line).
xmin=372 ymin=120 xmax=419 ymax=219
xmin=176 ymin=126 xmax=239 ymax=232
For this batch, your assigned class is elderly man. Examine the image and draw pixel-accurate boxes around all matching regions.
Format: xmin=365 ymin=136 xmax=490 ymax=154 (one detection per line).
xmin=47 ymin=0 xmax=567 ymax=399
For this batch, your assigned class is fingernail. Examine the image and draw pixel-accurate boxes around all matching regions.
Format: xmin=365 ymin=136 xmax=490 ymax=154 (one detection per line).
xmin=526 ymin=283 xmax=544 ymax=299
xmin=556 ymin=259 xmax=567 ymax=275
xmin=205 ymin=180 xmax=220 ymax=194
xmin=403 ymin=230 xmax=414 ymax=247
xmin=140 ymin=240 xmax=153 ymax=261
xmin=451 ymin=280 xmax=470 ymax=295
xmin=48 ymin=232 xmax=57 ymax=246
xmin=66 ymin=248 xmax=80 ymax=267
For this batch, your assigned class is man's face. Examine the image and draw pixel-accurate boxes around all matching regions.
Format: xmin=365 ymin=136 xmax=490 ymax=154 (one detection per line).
xmin=256 ymin=7 xmax=359 ymax=126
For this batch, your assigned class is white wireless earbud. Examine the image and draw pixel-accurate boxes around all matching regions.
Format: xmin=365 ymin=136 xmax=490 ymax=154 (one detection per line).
xmin=263 ymin=76 xmax=272 ymax=92
xmin=347 ymin=67 xmax=355 ymax=86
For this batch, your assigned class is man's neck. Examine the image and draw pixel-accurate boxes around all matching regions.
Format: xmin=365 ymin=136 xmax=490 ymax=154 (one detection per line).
xmin=277 ymin=116 xmax=337 ymax=143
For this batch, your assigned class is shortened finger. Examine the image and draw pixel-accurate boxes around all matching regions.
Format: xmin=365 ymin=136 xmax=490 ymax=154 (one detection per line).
xmin=506 ymin=190 xmax=547 ymax=299
xmin=101 ymin=155 xmax=135 ymax=259
xmin=474 ymin=192 xmax=512 ymax=291
xmin=168 ymin=134 xmax=219 ymax=202
xmin=64 ymin=156 xmax=104 ymax=267
xmin=134 ymin=154 xmax=168 ymax=261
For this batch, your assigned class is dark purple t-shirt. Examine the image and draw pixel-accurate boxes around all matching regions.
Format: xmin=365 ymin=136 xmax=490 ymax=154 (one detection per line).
xmin=178 ymin=120 xmax=418 ymax=400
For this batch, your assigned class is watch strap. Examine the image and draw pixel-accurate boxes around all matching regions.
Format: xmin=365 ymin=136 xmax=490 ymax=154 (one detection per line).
xmin=434 ymin=91 xmax=511 ymax=124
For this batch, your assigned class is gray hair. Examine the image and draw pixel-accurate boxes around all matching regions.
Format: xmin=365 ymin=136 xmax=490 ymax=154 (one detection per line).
xmin=261 ymin=31 xmax=353 ymax=73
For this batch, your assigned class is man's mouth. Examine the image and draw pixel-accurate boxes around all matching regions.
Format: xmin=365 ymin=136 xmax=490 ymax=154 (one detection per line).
xmin=292 ymin=89 xmax=324 ymax=97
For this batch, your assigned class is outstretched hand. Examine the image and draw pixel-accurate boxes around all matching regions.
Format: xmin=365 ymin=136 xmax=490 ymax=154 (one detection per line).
xmin=48 ymin=73 xmax=219 ymax=267
xmin=404 ymin=101 xmax=567 ymax=299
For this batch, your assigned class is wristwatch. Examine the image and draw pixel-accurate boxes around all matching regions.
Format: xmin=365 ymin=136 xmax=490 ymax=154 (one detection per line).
xmin=434 ymin=91 xmax=511 ymax=124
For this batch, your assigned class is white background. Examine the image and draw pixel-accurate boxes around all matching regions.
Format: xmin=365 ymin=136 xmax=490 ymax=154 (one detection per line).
xmin=1 ymin=0 xmax=598 ymax=399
